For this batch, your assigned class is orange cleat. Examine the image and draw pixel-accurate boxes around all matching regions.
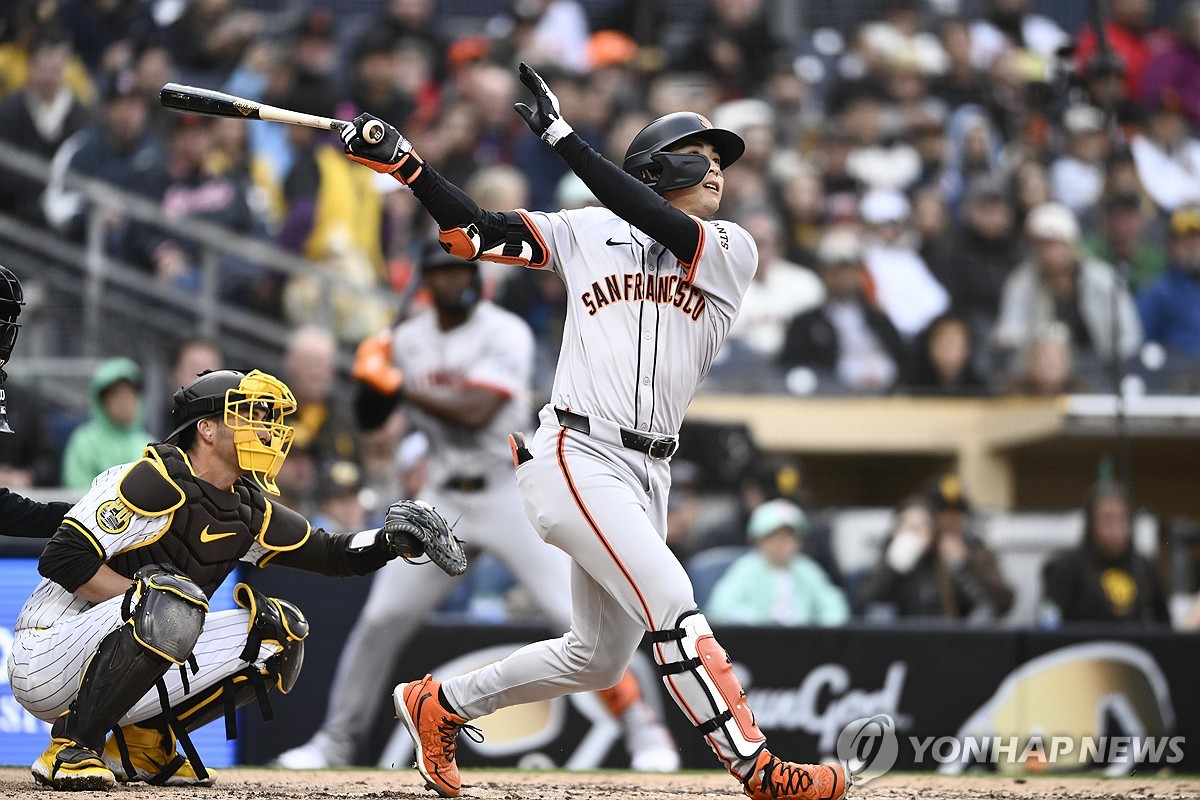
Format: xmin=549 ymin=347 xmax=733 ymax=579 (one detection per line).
xmin=743 ymin=749 xmax=849 ymax=800
xmin=394 ymin=675 xmax=480 ymax=797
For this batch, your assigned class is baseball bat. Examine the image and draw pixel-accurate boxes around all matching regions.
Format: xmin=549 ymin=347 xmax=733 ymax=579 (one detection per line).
xmin=159 ymin=83 xmax=385 ymax=143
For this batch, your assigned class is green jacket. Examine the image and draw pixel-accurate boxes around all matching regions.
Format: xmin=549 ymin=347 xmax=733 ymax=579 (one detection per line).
xmin=61 ymin=357 xmax=152 ymax=489
xmin=705 ymin=551 xmax=850 ymax=626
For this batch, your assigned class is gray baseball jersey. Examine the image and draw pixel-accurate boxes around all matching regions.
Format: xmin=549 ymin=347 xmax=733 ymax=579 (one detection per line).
xmin=440 ymin=206 xmax=760 ymax=773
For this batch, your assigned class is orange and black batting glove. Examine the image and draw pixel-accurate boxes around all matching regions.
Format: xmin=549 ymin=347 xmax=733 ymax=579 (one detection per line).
xmin=340 ymin=112 xmax=425 ymax=184
xmin=352 ymin=331 xmax=405 ymax=396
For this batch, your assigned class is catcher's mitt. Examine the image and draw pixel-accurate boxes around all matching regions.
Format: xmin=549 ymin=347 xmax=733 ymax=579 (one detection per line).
xmin=382 ymin=499 xmax=467 ymax=576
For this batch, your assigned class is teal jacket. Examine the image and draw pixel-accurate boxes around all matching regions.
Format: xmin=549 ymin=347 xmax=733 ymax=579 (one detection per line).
xmin=705 ymin=552 xmax=850 ymax=627
xmin=61 ymin=357 xmax=153 ymax=489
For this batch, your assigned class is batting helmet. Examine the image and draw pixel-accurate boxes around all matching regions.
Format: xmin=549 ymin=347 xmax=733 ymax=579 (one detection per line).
xmin=622 ymin=112 xmax=745 ymax=195
xmin=166 ymin=369 xmax=296 ymax=495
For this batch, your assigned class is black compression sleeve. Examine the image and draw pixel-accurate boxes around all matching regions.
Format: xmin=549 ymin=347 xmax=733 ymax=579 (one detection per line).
xmin=354 ymin=382 xmax=402 ymax=431
xmin=553 ymin=133 xmax=701 ymax=263
xmin=0 ymin=488 xmax=69 ymax=538
xmin=408 ymin=164 xmax=509 ymax=241
xmin=268 ymin=528 xmax=391 ymax=576
xmin=38 ymin=520 xmax=104 ymax=592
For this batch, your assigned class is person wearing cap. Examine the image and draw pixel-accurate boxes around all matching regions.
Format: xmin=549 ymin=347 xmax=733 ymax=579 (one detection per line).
xmin=992 ymin=202 xmax=1142 ymax=366
xmin=1137 ymin=205 xmax=1200 ymax=357
xmin=1139 ymin=0 xmax=1200 ymax=128
xmin=856 ymin=482 xmax=1011 ymax=623
xmin=779 ymin=228 xmax=906 ymax=392
xmin=1049 ymin=104 xmax=1109 ymax=216
xmin=937 ymin=173 xmax=1022 ymax=336
xmin=705 ymin=498 xmax=849 ymax=627
xmin=860 ymin=187 xmax=951 ymax=340
xmin=1082 ymin=191 xmax=1164 ymax=290
xmin=61 ymin=357 xmax=153 ymax=491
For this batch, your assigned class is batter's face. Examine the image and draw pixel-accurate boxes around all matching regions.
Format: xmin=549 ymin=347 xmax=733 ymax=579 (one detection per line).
xmin=661 ymin=139 xmax=724 ymax=218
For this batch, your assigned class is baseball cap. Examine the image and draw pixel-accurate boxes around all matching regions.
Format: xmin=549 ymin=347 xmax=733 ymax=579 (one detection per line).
xmin=1170 ymin=205 xmax=1200 ymax=237
xmin=860 ymin=188 xmax=911 ymax=225
xmin=747 ymin=498 xmax=808 ymax=542
xmin=927 ymin=474 xmax=969 ymax=512
xmin=815 ymin=228 xmax=864 ymax=267
xmin=1025 ymin=202 xmax=1080 ymax=244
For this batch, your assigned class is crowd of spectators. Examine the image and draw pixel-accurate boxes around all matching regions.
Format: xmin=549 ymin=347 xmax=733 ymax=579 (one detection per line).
xmin=1 ymin=0 xmax=1199 ymax=629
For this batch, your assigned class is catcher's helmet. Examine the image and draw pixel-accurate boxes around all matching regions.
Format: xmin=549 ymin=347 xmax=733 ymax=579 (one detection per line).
xmin=0 ymin=265 xmax=24 ymax=370
xmin=622 ymin=112 xmax=745 ymax=195
xmin=166 ymin=369 xmax=296 ymax=495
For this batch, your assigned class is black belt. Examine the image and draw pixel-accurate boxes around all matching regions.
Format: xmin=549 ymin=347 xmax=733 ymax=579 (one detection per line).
xmin=554 ymin=408 xmax=679 ymax=460
xmin=441 ymin=475 xmax=487 ymax=492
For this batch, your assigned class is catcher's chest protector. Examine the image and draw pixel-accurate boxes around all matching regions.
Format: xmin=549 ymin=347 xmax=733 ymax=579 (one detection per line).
xmin=108 ymin=445 xmax=266 ymax=596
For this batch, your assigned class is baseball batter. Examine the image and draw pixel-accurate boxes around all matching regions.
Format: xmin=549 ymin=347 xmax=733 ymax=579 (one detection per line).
xmin=275 ymin=242 xmax=678 ymax=772
xmin=7 ymin=368 xmax=463 ymax=791
xmin=339 ymin=63 xmax=848 ymax=800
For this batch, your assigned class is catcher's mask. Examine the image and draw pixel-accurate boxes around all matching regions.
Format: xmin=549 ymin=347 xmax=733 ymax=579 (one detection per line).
xmin=166 ymin=369 xmax=296 ymax=495
xmin=622 ymin=111 xmax=745 ymax=195
xmin=0 ymin=266 xmax=24 ymax=434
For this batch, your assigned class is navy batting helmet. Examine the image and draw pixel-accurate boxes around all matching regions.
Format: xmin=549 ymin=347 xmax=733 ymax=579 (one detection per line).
xmin=622 ymin=112 xmax=745 ymax=195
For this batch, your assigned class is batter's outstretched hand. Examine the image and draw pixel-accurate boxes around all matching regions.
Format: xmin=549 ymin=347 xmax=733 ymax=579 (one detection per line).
xmin=341 ymin=112 xmax=415 ymax=175
xmin=381 ymin=499 xmax=468 ymax=577
xmin=514 ymin=62 xmax=574 ymax=146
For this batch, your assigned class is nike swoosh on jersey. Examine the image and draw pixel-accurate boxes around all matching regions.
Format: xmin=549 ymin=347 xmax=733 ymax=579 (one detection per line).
xmin=605 ymin=238 xmax=631 ymax=246
xmin=199 ymin=525 xmax=238 ymax=542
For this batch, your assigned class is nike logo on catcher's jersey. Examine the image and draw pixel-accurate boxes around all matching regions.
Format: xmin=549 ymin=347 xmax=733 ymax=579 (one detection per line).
xmin=605 ymin=238 xmax=630 ymax=247
xmin=199 ymin=525 xmax=238 ymax=542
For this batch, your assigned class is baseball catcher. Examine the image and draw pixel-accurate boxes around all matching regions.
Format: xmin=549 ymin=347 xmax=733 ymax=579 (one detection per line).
xmin=7 ymin=368 xmax=463 ymax=791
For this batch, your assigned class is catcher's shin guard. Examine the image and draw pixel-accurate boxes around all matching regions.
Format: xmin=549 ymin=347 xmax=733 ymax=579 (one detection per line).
xmin=651 ymin=611 xmax=766 ymax=776
xmin=59 ymin=566 xmax=208 ymax=755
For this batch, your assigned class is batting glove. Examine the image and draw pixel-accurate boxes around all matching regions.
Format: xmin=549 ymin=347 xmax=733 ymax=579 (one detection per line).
xmin=352 ymin=331 xmax=404 ymax=397
xmin=341 ymin=112 xmax=424 ymax=183
xmin=514 ymin=62 xmax=574 ymax=146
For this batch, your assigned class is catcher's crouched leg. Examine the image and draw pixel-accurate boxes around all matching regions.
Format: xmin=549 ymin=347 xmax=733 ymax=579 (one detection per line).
xmin=35 ymin=565 xmax=207 ymax=791
xmin=104 ymin=582 xmax=308 ymax=787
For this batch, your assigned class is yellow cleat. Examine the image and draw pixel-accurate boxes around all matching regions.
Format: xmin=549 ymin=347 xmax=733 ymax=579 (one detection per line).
xmin=102 ymin=723 xmax=216 ymax=787
xmin=32 ymin=737 xmax=116 ymax=791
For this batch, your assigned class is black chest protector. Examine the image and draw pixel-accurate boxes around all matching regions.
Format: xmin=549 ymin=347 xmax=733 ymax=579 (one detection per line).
xmin=107 ymin=444 xmax=268 ymax=597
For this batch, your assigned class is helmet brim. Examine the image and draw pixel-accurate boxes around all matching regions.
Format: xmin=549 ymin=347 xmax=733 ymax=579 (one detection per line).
xmin=670 ymin=128 xmax=745 ymax=169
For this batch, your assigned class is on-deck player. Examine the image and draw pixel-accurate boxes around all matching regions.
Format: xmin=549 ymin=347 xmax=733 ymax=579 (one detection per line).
xmin=275 ymin=240 xmax=678 ymax=772
xmin=339 ymin=63 xmax=849 ymax=800
xmin=8 ymin=368 xmax=463 ymax=791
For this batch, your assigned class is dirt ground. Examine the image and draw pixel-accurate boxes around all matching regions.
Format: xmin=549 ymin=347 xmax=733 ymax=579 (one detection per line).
xmin=1 ymin=767 xmax=1198 ymax=800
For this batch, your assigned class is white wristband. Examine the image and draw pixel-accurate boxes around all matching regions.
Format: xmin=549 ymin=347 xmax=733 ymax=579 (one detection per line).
xmin=541 ymin=117 xmax=574 ymax=146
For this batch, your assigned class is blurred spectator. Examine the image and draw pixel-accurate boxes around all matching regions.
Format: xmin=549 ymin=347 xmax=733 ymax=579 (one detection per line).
xmin=1137 ymin=204 xmax=1200 ymax=357
xmin=727 ymin=208 xmax=824 ymax=360
xmin=706 ymin=498 xmax=849 ymax=627
xmin=937 ymin=173 xmax=1023 ymax=338
xmin=0 ymin=380 xmax=61 ymax=487
xmin=1139 ymin=0 xmax=1200 ymax=128
xmin=940 ymin=104 xmax=1005 ymax=209
xmin=61 ymin=356 xmax=151 ymax=489
xmin=351 ymin=0 xmax=448 ymax=83
xmin=56 ymin=0 xmax=159 ymax=75
xmin=0 ymin=31 xmax=91 ymax=229
xmin=843 ymin=93 xmax=921 ymax=191
xmin=993 ymin=202 xmax=1142 ymax=365
xmin=774 ymin=160 xmax=826 ymax=267
xmin=861 ymin=188 xmax=950 ymax=339
xmin=1083 ymin=191 xmax=1164 ymax=290
xmin=780 ymin=228 xmax=906 ymax=393
xmin=162 ymin=0 xmax=260 ymax=88
xmin=42 ymin=70 xmax=168 ymax=248
xmin=1049 ymin=104 xmax=1109 ymax=217
xmin=1130 ymin=92 xmax=1200 ymax=213
xmin=856 ymin=488 xmax=1013 ymax=623
xmin=968 ymin=0 xmax=1069 ymax=77
xmin=897 ymin=311 xmax=989 ymax=397
xmin=339 ymin=31 xmax=417 ymax=142
xmin=860 ymin=0 xmax=948 ymax=79
xmin=274 ymin=325 xmax=356 ymax=516
xmin=1074 ymin=0 xmax=1170 ymax=100
xmin=1079 ymin=49 xmax=1143 ymax=135
xmin=0 ymin=3 xmax=96 ymax=102
xmin=1004 ymin=321 xmax=1090 ymax=395
xmin=911 ymin=182 xmax=952 ymax=272
xmin=671 ymin=0 xmax=784 ymax=99
xmin=1009 ymin=156 xmax=1053 ymax=223
xmin=154 ymin=337 xmax=222 ymax=438
xmin=930 ymin=17 xmax=990 ymax=111
xmin=490 ymin=0 xmax=592 ymax=75
xmin=664 ymin=460 xmax=705 ymax=562
xmin=1041 ymin=482 xmax=1170 ymax=626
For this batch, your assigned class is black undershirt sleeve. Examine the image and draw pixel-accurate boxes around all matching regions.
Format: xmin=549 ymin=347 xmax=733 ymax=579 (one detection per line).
xmin=354 ymin=382 xmax=402 ymax=431
xmin=38 ymin=520 xmax=104 ymax=592
xmin=0 ymin=488 xmax=69 ymax=538
xmin=406 ymin=133 xmax=700 ymax=264
xmin=268 ymin=528 xmax=391 ymax=576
